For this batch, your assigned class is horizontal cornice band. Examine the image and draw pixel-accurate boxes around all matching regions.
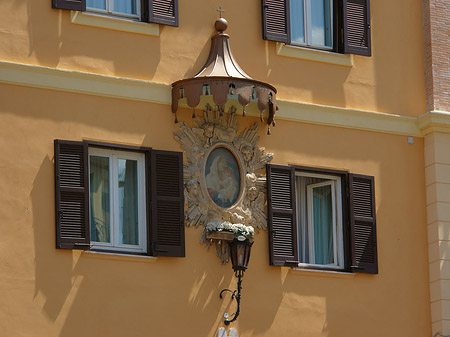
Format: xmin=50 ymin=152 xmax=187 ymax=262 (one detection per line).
xmin=0 ymin=60 xmax=438 ymax=137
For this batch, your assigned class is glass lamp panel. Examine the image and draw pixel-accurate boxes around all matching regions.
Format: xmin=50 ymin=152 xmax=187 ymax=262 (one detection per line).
xmin=290 ymin=0 xmax=306 ymax=45
xmin=311 ymin=0 xmax=333 ymax=48
xmin=89 ymin=156 xmax=111 ymax=243
xmin=114 ymin=0 xmax=137 ymax=15
xmin=87 ymin=0 xmax=106 ymax=10
xmin=312 ymin=184 xmax=334 ymax=264
xmin=118 ymin=158 xmax=139 ymax=246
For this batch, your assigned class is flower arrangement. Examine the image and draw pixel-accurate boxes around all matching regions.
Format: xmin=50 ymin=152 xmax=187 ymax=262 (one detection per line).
xmin=206 ymin=221 xmax=255 ymax=238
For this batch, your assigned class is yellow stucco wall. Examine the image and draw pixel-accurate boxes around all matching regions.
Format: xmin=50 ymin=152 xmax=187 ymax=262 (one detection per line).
xmin=0 ymin=82 xmax=430 ymax=336
xmin=0 ymin=0 xmax=432 ymax=336
xmin=0 ymin=0 xmax=425 ymax=117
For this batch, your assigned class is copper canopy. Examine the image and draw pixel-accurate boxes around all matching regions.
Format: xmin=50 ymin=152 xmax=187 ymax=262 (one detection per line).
xmin=171 ymin=17 xmax=277 ymax=134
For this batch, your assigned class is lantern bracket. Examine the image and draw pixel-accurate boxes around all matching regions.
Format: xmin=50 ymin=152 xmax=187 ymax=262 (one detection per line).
xmin=220 ymin=270 xmax=244 ymax=326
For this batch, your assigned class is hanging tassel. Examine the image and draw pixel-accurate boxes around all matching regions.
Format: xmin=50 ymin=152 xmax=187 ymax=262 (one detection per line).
xmin=267 ymin=126 xmax=271 ymax=135
xmin=272 ymin=120 xmax=276 ymax=127
xmin=260 ymin=111 xmax=263 ymax=122
xmin=174 ymin=112 xmax=179 ymax=123
xmin=192 ymin=108 xmax=196 ymax=118
xmin=243 ymin=106 xmax=246 ymax=117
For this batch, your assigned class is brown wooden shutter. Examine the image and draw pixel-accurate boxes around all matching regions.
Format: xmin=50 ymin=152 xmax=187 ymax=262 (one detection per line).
xmin=148 ymin=0 xmax=179 ymax=27
xmin=52 ymin=0 xmax=86 ymax=11
xmin=262 ymin=0 xmax=290 ymax=43
xmin=150 ymin=150 xmax=185 ymax=257
xmin=54 ymin=140 xmax=90 ymax=250
xmin=343 ymin=0 xmax=371 ymax=56
xmin=266 ymin=164 xmax=298 ymax=266
xmin=349 ymin=174 xmax=377 ymax=274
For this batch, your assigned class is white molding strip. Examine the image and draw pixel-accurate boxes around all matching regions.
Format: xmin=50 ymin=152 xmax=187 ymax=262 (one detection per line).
xmin=0 ymin=60 xmax=171 ymax=105
xmin=0 ymin=60 xmax=425 ymax=137
xmin=418 ymin=111 xmax=450 ymax=136
xmin=278 ymin=99 xmax=420 ymax=136
xmin=276 ymin=43 xmax=353 ymax=67
xmin=71 ymin=11 xmax=159 ymax=36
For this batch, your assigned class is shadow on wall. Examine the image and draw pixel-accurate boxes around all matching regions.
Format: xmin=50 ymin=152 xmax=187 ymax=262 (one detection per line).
xmin=26 ymin=0 xmax=161 ymax=79
xmin=31 ymin=153 xmax=281 ymax=337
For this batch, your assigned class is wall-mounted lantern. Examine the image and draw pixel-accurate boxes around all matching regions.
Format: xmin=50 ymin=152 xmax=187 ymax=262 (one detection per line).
xmin=220 ymin=236 xmax=253 ymax=325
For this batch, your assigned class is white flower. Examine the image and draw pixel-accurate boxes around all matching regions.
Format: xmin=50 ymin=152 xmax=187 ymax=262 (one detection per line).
xmin=206 ymin=221 xmax=254 ymax=237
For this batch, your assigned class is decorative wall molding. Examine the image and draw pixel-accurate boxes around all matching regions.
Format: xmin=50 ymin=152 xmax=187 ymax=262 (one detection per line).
xmin=0 ymin=60 xmax=428 ymax=137
xmin=175 ymin=105 xmax=271 ymax=262
xmin=70 ymin=11 xmax=159 ymax=36
xmin=418 ymin=110 xmax=450 ymax=135
xmin=276 ymin=43 xmax=354 ymax=67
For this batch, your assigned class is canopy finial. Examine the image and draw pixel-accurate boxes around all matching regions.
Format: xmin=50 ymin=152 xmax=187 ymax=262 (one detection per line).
xmin=217 ymin=6 xmax=225 ymax=18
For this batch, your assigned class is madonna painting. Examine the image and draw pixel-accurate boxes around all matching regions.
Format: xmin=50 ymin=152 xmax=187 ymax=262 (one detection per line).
xmin=205 ymin=147 xmax=240 ymax=208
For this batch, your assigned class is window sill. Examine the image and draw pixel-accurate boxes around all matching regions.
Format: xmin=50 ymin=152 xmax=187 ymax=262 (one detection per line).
xmin=70 ymin=11 xmax=159 ymax=36
xmin=290 ymin=267 xmax=355 ymax=279
xmin=82 ymin=250 xmax=158 ymax=263
xmin=276 ymin=43 xmax=353 ymax=67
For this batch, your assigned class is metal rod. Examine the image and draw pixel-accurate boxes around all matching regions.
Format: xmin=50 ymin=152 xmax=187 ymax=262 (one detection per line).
xmin=220 ymin=270 xmax=244 ymax=325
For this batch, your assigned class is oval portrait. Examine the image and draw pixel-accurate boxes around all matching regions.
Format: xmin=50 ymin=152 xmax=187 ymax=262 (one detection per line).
xmin=205 ymin=147 xmax=241 ymax=208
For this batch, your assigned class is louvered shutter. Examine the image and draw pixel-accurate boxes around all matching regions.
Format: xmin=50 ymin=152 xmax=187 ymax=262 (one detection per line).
xmin=148 ymin=0 xmax=179 ymax=27
xmin=54 ymin=140 xmax=90 ymax=250
xmin=150 ymin=150 xmax=185 ymax=257
xmin=343 ymin=0 xmax=371 ymax=56
xmin=349 ymin=174 xmax=377 ymax=274
xmin=266 ymin=164 xmax=298 ymax=266
xmin=52 ymin=0 xmax=86 ymax=11
xmin=262 ymin=0 xmax=290 ymax=43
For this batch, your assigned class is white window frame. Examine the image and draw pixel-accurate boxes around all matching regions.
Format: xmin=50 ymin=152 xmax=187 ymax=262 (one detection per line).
xmin=87 ymin=0 xmax=141 ymax=20
xmin=296 ymin=172 xmax=344 ymax=269
xmin=89 ymin=148 xmax=147 ymax=254
xmin=290 ymin=0 xmax=334 ymax=51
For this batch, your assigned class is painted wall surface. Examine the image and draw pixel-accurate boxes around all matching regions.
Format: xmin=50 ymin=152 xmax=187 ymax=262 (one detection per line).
xmin=0 ymin=0 xmax=425 ymax=117
xmin=0 ymin=0 xmax=432 ymax=336
xmin=0 ymin=82 xmax=430 ymax=336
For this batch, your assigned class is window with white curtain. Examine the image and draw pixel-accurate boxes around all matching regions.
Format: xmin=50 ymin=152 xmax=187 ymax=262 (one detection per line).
xmin=290 ymin=0 xmax=333 ymax=50
xmin=86 ymin=0 xmax=140 ymax=19
xmin=89 ymin=148 xmax=146 ymax=253
xmin=295 ymin=172 xmax=344 ymax=269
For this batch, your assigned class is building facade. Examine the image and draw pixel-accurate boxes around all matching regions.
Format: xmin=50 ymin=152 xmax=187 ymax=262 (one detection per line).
xmin=0 ymin=0 xmax=440 ymax=336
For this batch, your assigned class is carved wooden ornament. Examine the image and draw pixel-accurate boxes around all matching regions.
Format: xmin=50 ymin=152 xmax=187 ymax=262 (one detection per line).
xmin=174 ymin=104 xmax=273 ymax=263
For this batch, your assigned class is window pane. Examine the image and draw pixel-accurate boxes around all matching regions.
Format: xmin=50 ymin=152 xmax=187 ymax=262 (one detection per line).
xmin=290 ymin=0 xmax=305 ymax=45
xmin=312 ymin=185 xmax=333 ymax=264
xmin=114 ymin=0 xmax=137 ymax=15
xmin=118 ymin=159 xmax=139 ymax=246
xmin=310 ymin=0 xmax=332 ymax=48
xmin=86 ymin=0 xmax=106 ymax=10
xmin=90 ymin=156 xmax=111 ymax=243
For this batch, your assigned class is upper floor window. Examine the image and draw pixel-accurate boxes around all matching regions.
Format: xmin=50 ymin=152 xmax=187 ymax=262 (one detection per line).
xmin=262 ymin=0 xmax=371 ymax=56
xmin=86 ymin=0 xmax=140 ymax=19
xmin=52 ymin=0 xmax=179 ymax=27
xmin=290 ymin=0 xmax=333 ymax=50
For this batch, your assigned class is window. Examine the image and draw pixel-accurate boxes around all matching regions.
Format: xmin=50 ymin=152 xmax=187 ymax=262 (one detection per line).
xmin=54 ymin=140 xmax=185 ymax=257
xmin=290 ymin=0 xmax=333 ymax=50
xmin=89 ymin=148 xmax=146 ymax=253
xmin=262 ymin=0 xmax=371 ymax=56
xmin=52 ymin=0 xmax=179 ymax=27
xmin=267 ymin=164 xmax=378 ymax=274
xmin=296 ymin=172 xmax=344 ymax=269
xmin=86 ymin=0 xmax=140 ymax=20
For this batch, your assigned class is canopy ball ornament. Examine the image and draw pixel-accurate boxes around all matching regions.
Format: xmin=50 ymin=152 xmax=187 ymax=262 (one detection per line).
xmin=171 ymin=15 xmax=278 ymax=135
